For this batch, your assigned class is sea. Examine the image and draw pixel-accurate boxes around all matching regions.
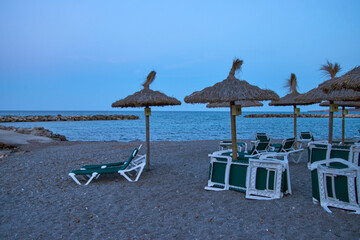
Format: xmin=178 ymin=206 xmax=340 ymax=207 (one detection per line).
xmin=0 ymin=111 xmax=359 ymax=142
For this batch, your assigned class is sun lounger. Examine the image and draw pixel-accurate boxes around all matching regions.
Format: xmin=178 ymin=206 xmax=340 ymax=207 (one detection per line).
xmin=241 ymin=140 xmax=271 ymax=156
xmin=81 ymin=145 xmax=142 ymax=169
xmin=299 ymin=132 xmax=314 ymax=148
xmin=310 ymin=159 xmax=360 ymax=214
xmin=270 ymin=138 xmax=296 ymax=153
xmin=268 ymin=138 xmax=305 ymax=163
xmin=255 ymin=133 xmax=271 ymax=142
xmin=219 ymin=140 xmax=247 ymax=152
xmin=69 ymin=151 xmax=146 ymax=185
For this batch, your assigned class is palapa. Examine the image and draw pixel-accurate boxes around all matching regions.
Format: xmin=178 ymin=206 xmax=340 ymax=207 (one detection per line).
xmin=295 ymin=88 xmax=360 ymax=103
xmin=207 ymin=100 xmax=263 ymax=108
xmin=112 ymin=72 xmax=181 ymax=108
xmin=269 ymin=73 xmax=310 ymax=142
xmin=112 ymin=71 xmax=181 ymax=170
xmin=320 ymin=101 xmax=360 ymax=107
xmin=319 ymin=66 xmax=360 ymax=93
xmin=295 ymin=62 xmax=359 ymax=143
xmin=184 ymin=59 xmax=279 ymax=160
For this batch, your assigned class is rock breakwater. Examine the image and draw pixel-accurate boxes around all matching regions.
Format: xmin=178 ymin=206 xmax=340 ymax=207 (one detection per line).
xmin=0 ymin=114 xmax=139 ymax=122
xmin=245 ymin=114 xmax=360 ymax=118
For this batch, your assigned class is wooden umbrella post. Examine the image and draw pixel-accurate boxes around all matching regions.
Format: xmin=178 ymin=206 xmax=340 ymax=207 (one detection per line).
xmin=293 ymin=105 xmax=297 ymax=149
xmin=342 ymin=106 xmax=345 ymax=146
xmin=145 ymin=106 xmax=151 ymax=171
xmin=328 ymin=100 xmax=334 ymax=144
xmin=230 ymin=101 xmax=237 ymax=160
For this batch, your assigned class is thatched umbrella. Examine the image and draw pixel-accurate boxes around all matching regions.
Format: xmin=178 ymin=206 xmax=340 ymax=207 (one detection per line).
xmin=184 ymin=59 xmax=279 ymax=160
xmin=269 ymin=73 xmax=314 ymax=143
xmin=112 ymin=71 xmax=181 ymax=170
xmin=320 ymin=101 xmax=360 ymax=145
xmin=319 ymin=66 xmax=360 ymax=93
xmin=296 ymin=62 xmax=360 ymax=143
xmin=206 ymin=100 xmax=263 ymax=108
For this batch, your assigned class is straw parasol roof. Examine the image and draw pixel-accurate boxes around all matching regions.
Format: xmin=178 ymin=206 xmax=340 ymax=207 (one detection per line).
xmin=184 ymin=58 xmax=279 ymax=160
xmin=268 ymin=73 xmax=311 ymax=142
xmin=112 ymin=71 xmax=181 ymax=171
xmin=184 ymin=77 xmax=279 ymax=103
xmin=319 ymin=66 xmax=360 ymax=93
xmin=184 ymin=59 xmax=279 ymax=103
xmin=295 ymin=87 xmax=360 ymax=103
xmin=207 ymin=100 xmax=263 ymax=108
xmin=269 ymin=74 xmax=313 ymax=106
xmin=112 ymin=71 xmax=181 ymax=107
xmin=320 ymin=101 xmax=360 ymax=107
xmin=296 ymin=62 xmax=359 ymax=143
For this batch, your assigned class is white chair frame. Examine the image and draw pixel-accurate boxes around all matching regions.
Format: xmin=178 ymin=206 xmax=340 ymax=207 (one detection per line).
xmin=311 ymin=158 xmax=360 ymax=214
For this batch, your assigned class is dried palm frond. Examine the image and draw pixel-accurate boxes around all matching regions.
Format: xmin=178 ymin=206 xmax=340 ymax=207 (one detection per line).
xmin=228 ymin=59 xmax=243 ymax=77
xmin=142 ymin=71 xmax=156 ymax=89
xmin=284 ymin=73 xmax=298 ymax=94
xmin=320 ymin=60 xmax=341 ymax=78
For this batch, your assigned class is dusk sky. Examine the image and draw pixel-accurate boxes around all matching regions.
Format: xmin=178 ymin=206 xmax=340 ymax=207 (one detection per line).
xmin=1 ymin=1 xmax=359 ymax=112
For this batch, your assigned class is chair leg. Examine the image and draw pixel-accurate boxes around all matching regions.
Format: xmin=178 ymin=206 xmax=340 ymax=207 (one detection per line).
xmin=119 ymin=163 xmax=145 ymax=182
xmin=85 ymin=172 xmax=99 ymax=185
xmin=69 ymin=173 xmax=82 ymax=185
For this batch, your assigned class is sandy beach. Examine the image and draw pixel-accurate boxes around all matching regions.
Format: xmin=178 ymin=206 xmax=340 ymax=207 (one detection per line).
xmin=1 ymin=136 xmax=360 ymax=239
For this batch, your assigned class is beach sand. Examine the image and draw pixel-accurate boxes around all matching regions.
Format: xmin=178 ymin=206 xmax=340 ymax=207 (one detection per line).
xmin=1 ymin=139 xmax=359 ymax=239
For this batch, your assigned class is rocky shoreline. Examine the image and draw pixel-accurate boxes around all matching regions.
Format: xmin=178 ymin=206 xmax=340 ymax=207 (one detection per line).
xmin=245 ymin=113 xmax=360 ymax=118
xmin=0 ymin=125 xmax=67 ymax=141
xmin=0 ymin=114 xmax=139 ymax=123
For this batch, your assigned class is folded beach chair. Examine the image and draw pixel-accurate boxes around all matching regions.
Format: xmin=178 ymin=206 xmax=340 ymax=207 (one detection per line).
xmin=299 ymin=132 xmax=314 ymax=148
xmin=245 ymin=156 xmax=291 ymax=200
xmin=310 ymin=159 xmax=360 ymax=214
xmin=351 ymin=145 xmax=360 ymax=166
xmin=81 ymin=144 xmax=142 ymax=169
xmin=205 ymin=149 xmax=291 ymax=198
xmin=69 ymin=150 xmax=146 ymax=185
xmin=307 ymin=142 xmax=331 ymax=169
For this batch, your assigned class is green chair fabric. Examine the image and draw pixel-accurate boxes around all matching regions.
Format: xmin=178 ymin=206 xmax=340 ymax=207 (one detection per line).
xmin=245 ymin=158 xmax=291 ymax=200
xmin=206 ymin=150 xmax=291 ymax=200
xmin=69 ymin=148 xmax=146 ymax=185
xmin=310 ymin=159 xmax=360 ymax=214
xmin=81 ymin=145 xmax=141 ymax=170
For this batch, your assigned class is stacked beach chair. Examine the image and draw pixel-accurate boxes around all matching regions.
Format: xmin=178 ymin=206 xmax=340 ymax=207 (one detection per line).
xmin=308 ymin=142 xmax=360 ymax=214
xmin=206 ymin=133 xmax=303 ymax=200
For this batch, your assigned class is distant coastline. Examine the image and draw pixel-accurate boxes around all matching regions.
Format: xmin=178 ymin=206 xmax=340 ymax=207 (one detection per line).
xmin=245 ymin=113 xmax=360 ymax=118
xmin=308 ymin=109 xmax=360 ymax=112
xmin=0 ymin=114 xmax=139 ymax=123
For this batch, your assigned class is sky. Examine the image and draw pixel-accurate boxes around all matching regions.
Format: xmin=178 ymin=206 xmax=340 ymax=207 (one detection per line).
xmin=0 ymin=0 xmax=359 ymax=112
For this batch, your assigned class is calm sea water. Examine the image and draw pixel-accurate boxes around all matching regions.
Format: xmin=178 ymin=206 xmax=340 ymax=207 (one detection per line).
xmin=0 ymin=111 xmax=359 ymax=142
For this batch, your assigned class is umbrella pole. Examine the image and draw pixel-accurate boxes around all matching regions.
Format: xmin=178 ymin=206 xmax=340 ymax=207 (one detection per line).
xmin=145 ymin=108 xmax=150 ymax=171
xmin=328 ymin=100 xmax=334 ymax=144
xmin=293 ymin=105 xmax=297 ymax=149
xmin=342 ymin=106 xmax=345 ymax=146
xmin=230 ymin=102 xmax=237 ymax=160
